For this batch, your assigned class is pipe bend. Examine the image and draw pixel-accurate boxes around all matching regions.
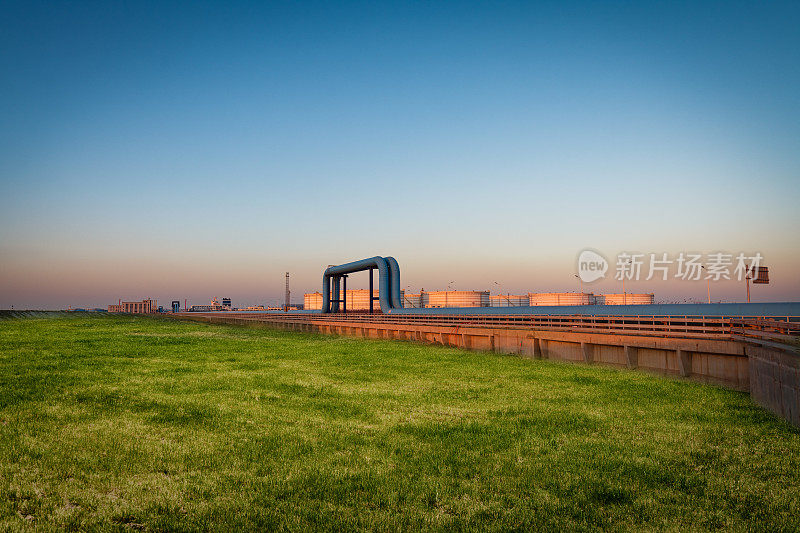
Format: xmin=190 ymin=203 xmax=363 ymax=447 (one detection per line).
xmin=385 ymin=256 xmax=403 ymax=310
xmin=321 ymin=256 xmax=392 ymax=313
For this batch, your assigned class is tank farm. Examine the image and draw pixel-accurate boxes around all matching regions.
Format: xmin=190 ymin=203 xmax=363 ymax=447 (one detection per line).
xmin=172 ymin=256 xmax=800 ymax=428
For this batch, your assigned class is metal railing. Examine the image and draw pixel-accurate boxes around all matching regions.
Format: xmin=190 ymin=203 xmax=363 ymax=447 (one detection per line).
xmin=175 ymin=312 xmax=800 ymax=348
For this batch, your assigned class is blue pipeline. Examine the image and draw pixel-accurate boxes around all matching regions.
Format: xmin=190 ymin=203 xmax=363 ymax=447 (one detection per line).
xmin=330 ymin=276 xmax=341 ymax=313
xmin=322 ymin=256 xmax=395 ymax=313
xmin=385 ymin=256 xmax=403 ymax=310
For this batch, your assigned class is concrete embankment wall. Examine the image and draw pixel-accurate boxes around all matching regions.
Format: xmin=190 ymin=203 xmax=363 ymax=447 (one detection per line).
xmin=174 ymin=314 xmax=799 ymax=427
xmin=749 ymin=346 xmax=800 ymax=427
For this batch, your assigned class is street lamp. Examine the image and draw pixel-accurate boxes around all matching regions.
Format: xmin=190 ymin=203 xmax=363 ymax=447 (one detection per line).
xmin=701 ymin=265 xmax=710 ymax=304
xmin=746 ymin=270 xmax=752 ymax=303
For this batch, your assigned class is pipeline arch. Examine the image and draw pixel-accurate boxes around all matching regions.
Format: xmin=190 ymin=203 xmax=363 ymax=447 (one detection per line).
xmin=321 ymin=256 xmax=403 ymax=313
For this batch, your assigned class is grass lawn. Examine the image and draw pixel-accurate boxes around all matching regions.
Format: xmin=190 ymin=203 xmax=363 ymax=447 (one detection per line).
xmin=1 ymin=314 xmax=799 ymax=531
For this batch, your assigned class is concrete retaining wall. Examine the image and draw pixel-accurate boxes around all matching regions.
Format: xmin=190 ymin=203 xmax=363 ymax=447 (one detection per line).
xmin=748 ymin=345 xmax=800 ymax=427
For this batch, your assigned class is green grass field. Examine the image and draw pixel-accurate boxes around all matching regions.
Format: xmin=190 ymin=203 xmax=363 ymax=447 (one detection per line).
xmin=1 ymin=314 xmax=798 ymax=531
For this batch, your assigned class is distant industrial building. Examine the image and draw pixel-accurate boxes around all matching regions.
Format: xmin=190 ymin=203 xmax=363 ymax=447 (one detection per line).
xmin=108 ymin=299 xmax=157 ymax=313
xmin=171 ymin=301 xmax=181 ymax=313
xmin=188 ymin=304 xmax=222 ymax=312
xmin=267 ymin=305 xmax=304 ymax=311
xmin=189 ymin=297 xmax=223 ymax=312
xmin=222 ymin=297 xmax=232 ymax=309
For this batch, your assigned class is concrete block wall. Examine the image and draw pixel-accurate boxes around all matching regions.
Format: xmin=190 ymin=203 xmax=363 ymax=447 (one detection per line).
xmin=748 ymin=345 xmax=800 ymax=427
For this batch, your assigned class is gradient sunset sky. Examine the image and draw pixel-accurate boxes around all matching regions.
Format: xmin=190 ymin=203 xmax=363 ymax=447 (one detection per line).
xmin=1 ymin=1 xmax=799 ymax=309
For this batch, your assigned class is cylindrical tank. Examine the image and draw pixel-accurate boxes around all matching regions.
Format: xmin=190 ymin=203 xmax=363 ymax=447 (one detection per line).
xmin=343 ymin=289 xmax=403 ymax=310
xmin=304 ymin=292 xmax=323 ymax=310
xmin=344 ymin=289 xmax=373 ymax=310
xmin=403 ymin=293 xmax=420 ymax=308
xmin=307 ymin=290 xmax=404 ymax=310
xmin=599 ymin=293 xmax=654 ymax=305
xmin=403 ymin=292 xmax=430 ymax=308
xmin=426 ymin=291 xmax=490 ymax=308
xmin=528 ymin=292 xmax=595 ymax=306
xmin=489 ymin=295 xmax=528 ymax=307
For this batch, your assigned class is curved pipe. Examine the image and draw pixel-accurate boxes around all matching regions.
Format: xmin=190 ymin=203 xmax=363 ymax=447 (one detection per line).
xmin=321 ymin=257 xmax=391 ymax=313
xmin=384 ymin=256 xmax=403 ymax=310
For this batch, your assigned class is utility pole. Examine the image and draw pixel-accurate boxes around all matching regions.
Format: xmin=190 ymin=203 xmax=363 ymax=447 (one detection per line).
xmin=746 ymin=271 xmax=751 ymax=303
xmin=285 ymin=272 xmax=290 ymax=312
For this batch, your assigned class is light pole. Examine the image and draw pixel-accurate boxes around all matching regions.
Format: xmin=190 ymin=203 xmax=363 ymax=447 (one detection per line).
xmin=574 ymin=274 xmax=583 ymax=296
xmin=701 ymin=265 xmax=710 ymax=304
xmin=746 ymin=271 xmax=752 ymax=303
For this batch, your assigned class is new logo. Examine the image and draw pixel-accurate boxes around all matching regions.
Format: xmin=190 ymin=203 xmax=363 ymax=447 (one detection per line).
xmin=577 ymin=249 xmax=608 ymax=283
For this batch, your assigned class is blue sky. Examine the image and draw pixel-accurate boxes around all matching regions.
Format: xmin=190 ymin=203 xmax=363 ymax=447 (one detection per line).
xmin=1 ymin=1 xmax=799 ymax=308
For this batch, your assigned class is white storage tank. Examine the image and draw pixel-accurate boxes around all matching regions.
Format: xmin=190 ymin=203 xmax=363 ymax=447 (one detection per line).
xmin=426 ymin=290 xmax=490 ymax=308
xmin=528 ymin=292 xmax=595 ymax=306
xmin=304 ymin=290 xmax=404 ymax=310
xmin=343 ymin=289 xmax=374 ymax=310
xmin=599 ymin=293 xmax=654 ymax=305
xmin=489 ymin=295 xmax=528 ymax=307
xmin=341 ymin=289 xmax=403 ymax=310
xmin=403 ymin=292 xmax=429 ymax=309
xmin=304 ymin=292 xmax=323 ymax=311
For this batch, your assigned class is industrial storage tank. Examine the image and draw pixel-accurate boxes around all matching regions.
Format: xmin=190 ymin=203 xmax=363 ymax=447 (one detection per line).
xmin=598 ymin=293 xmax=654 ymax=305
xmin=489 ymin=295 xmax=528 ymax=307
xmin=528 ymin=292 xmax=596 ymax=306
xmin=403 ymin=292 xmax=429 ymax=309
xmin=304 ymin=292 xmax=323 ymax=311
xmin=341 ymin=289 xmax=403 ymax=310
xmin=305 ymin=290 xmax=403 ymax=311
xmin=426 ymin=291 xmax=490 ymax=308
